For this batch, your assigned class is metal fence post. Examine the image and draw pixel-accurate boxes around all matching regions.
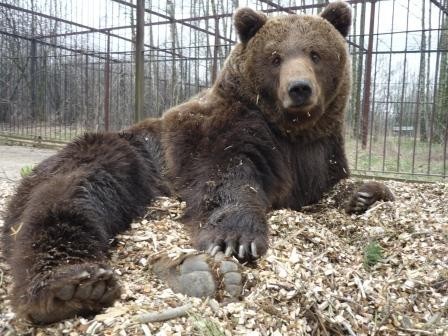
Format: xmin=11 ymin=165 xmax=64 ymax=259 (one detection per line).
xmin=135 ymin=0 xmax=145 ymax=123
xmin=361 ymin=0 xmax=376 ymax=150
xmin=104 ymin=31 xmax=111 ymax=131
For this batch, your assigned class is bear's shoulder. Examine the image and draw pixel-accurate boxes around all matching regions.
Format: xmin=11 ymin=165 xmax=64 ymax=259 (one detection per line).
xmin=162 ymin=89 xmax=267 ymax=134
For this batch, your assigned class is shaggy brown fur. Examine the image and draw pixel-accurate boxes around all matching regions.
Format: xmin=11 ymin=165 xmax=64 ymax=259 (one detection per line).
xmin=2 ymin=2 xmax=392 ymax=324
xmin=3 ymin=132 xmax=170 ymax=323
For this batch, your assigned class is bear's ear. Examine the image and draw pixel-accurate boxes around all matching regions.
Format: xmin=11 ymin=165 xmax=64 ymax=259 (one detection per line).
xmin=320 ymin=1 xmax=352 ymax=37
xmin=234 ymin=8 xmax=267 ymax=44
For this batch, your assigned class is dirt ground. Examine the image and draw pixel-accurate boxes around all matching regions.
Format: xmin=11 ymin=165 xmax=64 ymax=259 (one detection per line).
xmin=0 ymin=145 xmax=446 ymax=335
xmin=0 ymin=145 xmax=56 ymax=181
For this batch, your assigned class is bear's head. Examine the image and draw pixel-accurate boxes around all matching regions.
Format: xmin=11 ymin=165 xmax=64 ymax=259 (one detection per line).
xmin=218 ymin=1 xmax=352 ymax=135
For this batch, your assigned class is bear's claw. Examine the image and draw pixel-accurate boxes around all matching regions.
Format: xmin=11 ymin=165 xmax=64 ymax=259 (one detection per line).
xmin=205 ymin=240 xmax=262 ymax=261
xmin=346 ymin=181 xmax=394 ymax=214
xmin=196 ymin=227 xmax=268 ymax=262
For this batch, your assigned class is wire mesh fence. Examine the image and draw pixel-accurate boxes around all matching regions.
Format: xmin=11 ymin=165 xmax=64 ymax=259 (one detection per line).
xmin=0 ymin=0 xmax=447 ymax=181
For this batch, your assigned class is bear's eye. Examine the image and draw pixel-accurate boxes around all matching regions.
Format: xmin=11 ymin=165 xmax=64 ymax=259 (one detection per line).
xmin=310 ymin=51 xmax=320 ymax=64
xmin=271 ymin=53 xmax=282 ymax=66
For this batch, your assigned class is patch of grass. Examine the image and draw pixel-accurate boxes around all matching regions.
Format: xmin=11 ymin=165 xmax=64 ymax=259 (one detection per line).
xmin=190 ymin=313 xmax=225 ymax=336
xmin=20 ymin=165 xmax=34 ymax=178
xmin=363 ymin=241 xmax=383 ymax=270
xmin=345 ymin=135 xmax=447 ymax=181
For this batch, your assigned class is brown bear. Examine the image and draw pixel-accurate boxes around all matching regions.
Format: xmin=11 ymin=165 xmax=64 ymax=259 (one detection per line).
xmin=2 ymin=2 xmax=393 ymax=324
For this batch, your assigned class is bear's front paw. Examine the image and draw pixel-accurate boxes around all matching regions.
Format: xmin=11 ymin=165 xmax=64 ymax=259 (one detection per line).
xmin=16 ymin=263 xmax=120 ymax=324
xmin=345 ymin=181 xmax=394 ymax=214
xmin=195 ymin=226 xmax=268 ymax=262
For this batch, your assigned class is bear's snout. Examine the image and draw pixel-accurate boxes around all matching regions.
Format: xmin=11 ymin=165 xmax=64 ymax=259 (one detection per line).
xmin=277 ymin=58 xmax=319 ymax=113
xmin=287 ymin=80 xmax=313 ymax=107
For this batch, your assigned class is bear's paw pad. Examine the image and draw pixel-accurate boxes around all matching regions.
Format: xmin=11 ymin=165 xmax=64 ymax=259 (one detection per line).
xmin=21 ymin=263 xmax=120 ymax=324
xmin=152 ymin=252 xmax=244 ymax=300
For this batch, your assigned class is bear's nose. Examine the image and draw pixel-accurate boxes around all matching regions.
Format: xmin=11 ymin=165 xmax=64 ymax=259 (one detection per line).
xmin=288 ymin=80 xmax=313 ymax=106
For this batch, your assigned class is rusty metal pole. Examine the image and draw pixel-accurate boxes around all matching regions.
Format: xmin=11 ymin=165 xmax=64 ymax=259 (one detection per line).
xmin=135 ymin=0 xmax=145 ymax=123
xmin=211 ymin=17 xmax=219 ymax=84
xmin=30 ymin=39 xmax=37 ymax=120
xmin=361 ymin=0 xmax=376 ymax=149
xmin=104 ymin=31 xmax=111 ymax=131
